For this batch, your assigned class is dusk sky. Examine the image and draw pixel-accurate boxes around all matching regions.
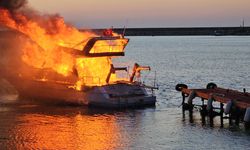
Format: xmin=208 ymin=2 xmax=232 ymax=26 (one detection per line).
xmin=29 ymin=0 xmax=250 ymax=28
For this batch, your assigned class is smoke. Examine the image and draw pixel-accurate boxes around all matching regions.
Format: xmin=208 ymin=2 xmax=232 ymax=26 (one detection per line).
xmin=0 ymin=28 xmax=30 ymax=99
xmin=0 ymin=78 xmax=18 ymax=103
xmin=0 ymin=0 xmax=27 ymax=11
xmin=0 ymin=28 xmax=32 ymax=73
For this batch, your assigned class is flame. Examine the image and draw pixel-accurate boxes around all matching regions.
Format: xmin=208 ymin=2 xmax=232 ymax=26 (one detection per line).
xmin=0 ymin=8 xmax=127 ymax=88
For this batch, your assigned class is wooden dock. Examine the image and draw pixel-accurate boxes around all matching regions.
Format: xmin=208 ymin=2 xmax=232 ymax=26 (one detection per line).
xmin=181 ymin=87 xmax=250 ymax=109
xmin=176 ymin=83 xmax=250 ymax=128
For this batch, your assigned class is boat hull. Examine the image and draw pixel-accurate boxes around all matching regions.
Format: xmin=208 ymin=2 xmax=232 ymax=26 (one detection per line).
xmin=87 ymin=83 xmax=156 ymax=108
xmin=4 ymin=76 xmax=156 ymax=108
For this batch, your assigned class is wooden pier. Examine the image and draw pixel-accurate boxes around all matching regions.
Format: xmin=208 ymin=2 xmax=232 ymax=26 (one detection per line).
xmin=176 ymin=83 xmax=250 ymax=128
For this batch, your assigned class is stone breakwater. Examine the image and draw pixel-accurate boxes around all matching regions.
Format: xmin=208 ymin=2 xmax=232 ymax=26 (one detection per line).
xmin=88 ymin=27 xmax=250 ymax=36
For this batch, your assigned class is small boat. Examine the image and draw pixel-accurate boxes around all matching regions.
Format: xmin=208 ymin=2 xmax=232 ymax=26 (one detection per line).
xmin=0 ymin=29 xmax=157 ymax=108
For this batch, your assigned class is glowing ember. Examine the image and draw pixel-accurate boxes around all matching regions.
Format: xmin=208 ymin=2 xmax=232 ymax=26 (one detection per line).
xmin=0 ymin=8 xmax=128 ymax=89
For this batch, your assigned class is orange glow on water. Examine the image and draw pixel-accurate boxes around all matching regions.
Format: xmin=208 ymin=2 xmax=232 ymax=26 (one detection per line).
xmin=13 ymin=112 xmax=122 ymax=150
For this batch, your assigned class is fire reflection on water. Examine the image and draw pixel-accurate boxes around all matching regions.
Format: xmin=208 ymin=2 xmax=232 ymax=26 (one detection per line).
xmin=8 ymin=110 xmax=124 ymax=150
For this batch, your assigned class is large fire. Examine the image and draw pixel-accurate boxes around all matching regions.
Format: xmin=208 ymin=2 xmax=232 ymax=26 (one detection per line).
xmin=0 ymin=7 xmax=128 ymax=89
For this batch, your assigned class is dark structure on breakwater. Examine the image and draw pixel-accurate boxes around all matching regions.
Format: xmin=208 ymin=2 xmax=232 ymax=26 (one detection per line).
xmin=89 ymin=27 xmax=250 ymax=36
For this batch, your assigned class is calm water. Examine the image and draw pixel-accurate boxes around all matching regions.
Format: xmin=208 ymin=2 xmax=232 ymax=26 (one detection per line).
xmin=1 ymin=36 xmax=250 ymax=150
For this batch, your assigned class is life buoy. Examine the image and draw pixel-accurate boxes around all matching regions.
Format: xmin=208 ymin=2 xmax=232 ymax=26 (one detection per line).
xmin=206 ymin=98 xmax=214 ymax=111
xmin=187 ymin=90 xmax=196 ymax=105
xmin=182 ymin=92 xmax=189 ymax=98
xmin=206 ymin=82 xmax=217 ymax=89
xmin=175 ymin=84 xmax=188 ymax=91
xmin=225 ymin=100 xmax=233 ymax=115
xmin=244 ymin=107 xmax=250 ymax=122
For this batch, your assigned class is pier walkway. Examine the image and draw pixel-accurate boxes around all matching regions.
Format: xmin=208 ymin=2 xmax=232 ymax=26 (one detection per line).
xmin=181 ymin=87 xmax=250 ymax=109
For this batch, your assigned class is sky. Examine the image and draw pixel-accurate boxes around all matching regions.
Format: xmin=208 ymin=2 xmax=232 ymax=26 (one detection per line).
xmin=28 ymin=0 xmax=250 ymax=28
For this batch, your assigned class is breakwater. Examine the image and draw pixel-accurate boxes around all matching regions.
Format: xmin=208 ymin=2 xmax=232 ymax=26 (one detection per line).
xmin=89 ymin=27 xmax=250 ymax=36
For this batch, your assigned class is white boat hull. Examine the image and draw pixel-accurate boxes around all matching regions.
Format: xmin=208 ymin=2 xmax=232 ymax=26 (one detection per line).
xmin=5 ymin=76 xmax=156 ymax=108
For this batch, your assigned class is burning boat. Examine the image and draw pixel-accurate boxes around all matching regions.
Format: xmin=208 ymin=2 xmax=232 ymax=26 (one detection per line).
xmin=1 ymin=30 xmax=157 ymax=107
xmin=6 ymin=35 xmax=157 ymax=107
xmin=0 ymin=6 xmax=157 ymax=108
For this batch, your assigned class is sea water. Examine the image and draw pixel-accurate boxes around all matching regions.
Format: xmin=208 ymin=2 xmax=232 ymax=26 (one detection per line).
xmin=0 ymin=36 xmax=250 ymax=149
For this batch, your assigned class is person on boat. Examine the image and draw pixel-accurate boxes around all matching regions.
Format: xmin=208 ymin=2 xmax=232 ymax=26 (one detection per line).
xmin=129 ymin=63 xmax=150 ymax=82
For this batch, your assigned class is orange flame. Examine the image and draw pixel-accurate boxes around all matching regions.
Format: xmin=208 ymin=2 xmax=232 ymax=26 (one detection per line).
xmin=0 ymin=8 xmax=127 ymax=88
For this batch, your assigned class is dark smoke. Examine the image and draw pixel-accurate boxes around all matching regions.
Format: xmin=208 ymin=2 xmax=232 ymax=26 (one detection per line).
xmin=0 ymin=0 xmax=27 ymax=11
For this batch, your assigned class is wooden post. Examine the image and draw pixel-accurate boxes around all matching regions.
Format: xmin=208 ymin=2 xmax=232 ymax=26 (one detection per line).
xmin=201 ymin=98 xmax=206 ymax=125
xmin=229 ymin=113 xmax=232 ymax=125
xmin=207 ymin=98 xmax=214 ymax=127
xmin=209 ymin=111 xmax=214 ymax=127
xmin=220 ymin=103 xmax=224 ymax=128
xmin=189 ymin=106 xmax=193 ymax=123
xmin=182 ymin=92 xmax=185 ymax=117
xmin=235 ymin=108 xmax=240 ymax=126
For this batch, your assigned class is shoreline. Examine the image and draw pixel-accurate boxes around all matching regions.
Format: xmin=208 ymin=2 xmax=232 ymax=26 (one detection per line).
xmin=85 ymin=27 xmax=250 ymax=36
